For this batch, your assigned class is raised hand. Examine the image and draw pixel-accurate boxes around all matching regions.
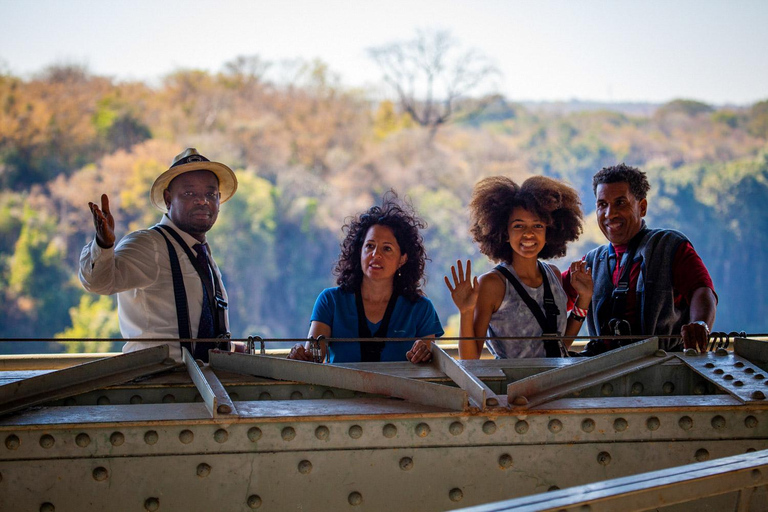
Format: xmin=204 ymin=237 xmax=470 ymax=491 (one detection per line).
xmin=406 ymin=339 xmax=433 ymax=364
xmin=88 ymin=194 xmax=115 ymax=248
xmin=444 ymin=259 xmax=479 ymax=314
xmin=568 ymin=260 xmax=593 ymax=301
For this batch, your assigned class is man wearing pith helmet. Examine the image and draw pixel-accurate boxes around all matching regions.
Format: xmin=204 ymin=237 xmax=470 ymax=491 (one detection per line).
xmin=79 ymin=148 xmax=238 ymax=362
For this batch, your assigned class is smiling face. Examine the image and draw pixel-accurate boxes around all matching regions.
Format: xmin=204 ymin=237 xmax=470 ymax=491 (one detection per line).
xmin=507 ymin=207 xmax=547 ymax=261
xmin=164 ymin=170 xmax=220 ymax=242
xmin=595 ymin=181 xmax=647 ymax=245
xmin=360 ymin=224 xmax=408 ymax=284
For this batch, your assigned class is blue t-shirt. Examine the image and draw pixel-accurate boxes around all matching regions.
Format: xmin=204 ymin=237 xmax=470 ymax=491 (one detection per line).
xmin=310 ymin=287 xmax=444 ymax=363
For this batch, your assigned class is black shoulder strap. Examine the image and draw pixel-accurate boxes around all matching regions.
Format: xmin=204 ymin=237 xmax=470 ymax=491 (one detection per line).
xmin=608 ymin=226 xmax=648 ymax=323
xmin=355 ymin=290 xmax=399 ymax=362
xmin=494 ymin=263 xmax=561 ymax=357
xmin=151 ymin=227 xmax=193 ymax=349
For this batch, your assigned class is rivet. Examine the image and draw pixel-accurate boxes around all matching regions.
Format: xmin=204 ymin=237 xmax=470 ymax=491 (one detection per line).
xmin=315 ymin=426 xmax=329 ymax=440
xmin=735 ymin=362 xmax=745 ymax=368
xmin=654 ymin=349 xmax=667 ymax=357
xmin=230 ymin=392 xmax=240 ymax=400
xmin=597 ymin=451 xmax=611 ymax=466
xmin=162 ymin=394 xmax=176 ymax=403
xmin=482 ymin=421 xmax=497 ymax=435
xmin=179 ymin=429 xmax=194 ymax=444
xmin=646 ymin=417 xmax=660 ymax=431
xmin=498 ymin=454 xmax=513 ymax=469
xmin=515 ymin=420 xmax=529 ymax=434
xmin=751 ymin=469 xmax=762 ymax=481
xmin=5 ymin=434 xmax=20 ymax=450
xmin=601 ymin=383 xmax=614 ymax=396
xmin=581 ymin=419 xmax=595 ymax=433
xmin=752 ymin=391 xmax=766 ymax=400
xmin=755 ymin=374 xmax=765 ymax=380
xmin=130 ymin=395 xmax=143 ymax=404
xmin=40 ymin=504 xmax=55 ymax=512
xmin=214 ymin=429 xmax=229 ymax=443
xmin=714 ymin=369 xmax=724 ymax=375
xmin=382 ymin=424 xmax=397 ymax=438
xmin=196 ymin=463 xmax=212 ymax=477
xmin=110 ymin=432 xmax=125 ymax=446
xmin=348 ymin=492 xmax=363 ymax=506
xmin=298 ymin=460 xmax=313 ymax=474
xmin=679 ymin=416 xmax=693 ymax=431
xmin=217 ymin=404 xmax=232 ymax=414
xmin=734 ymin=380 xmax=744 ymax=387
xmin=613 ymin=418 xmax=628 ymax=432
xmin=39 ymin=434 xmax=55 ymax=449
xmin=548 ymin=485 xmax=560 ymax=491
xmin=290 ymin=391 xmax=303 ymax=400
xmin=747 ymin=448 xmax=757 ymax=453
xmin=322 ymin=389 xmax=335 ymax=398
xmin=684 ymin=348 xmax=698 ymax=357
xmin=144 ymin=431 xmax=158 ymax=445
xmin=704 ymin=362 xmax=715 ymax=368
xmin=144 ymin=497 xmax=159 ymax=511
xmin=282 ymin=427 xmax=296 ymax=441
xmin=745 ymin=368 xmax=755 ymax=374
xmin=711 ymin=415 xmax=726 ymax=430
xmin=348 ymin=425 xmax=363 ymax=439
xmin=449 ymin=488 xmax=463 ymax=502
xmin=449 ymin=421 xmax=464 ymax=436
xmin=415 ymin=423 xmax=430 ymax=438
xmin=97 ymin=396 xmax=111 ymax=405
xmin=693 ymin=383 xmax=707 ymax=395
xmin=630 ymin=382 xmax=644 ymax=395
xmin=548 ymin=419 xmax=563 ymax=433
xmin=487 ymin=397 xmax=499 ymax=406
xmin=64 ymin=398 xmax=76 ymax=406
xmin=92 ymin=466 xmax=108 ymax=481
xmin=76 ymin=433 xmax=90 ymax=447
xmin=512 ymin=396 xmax=528 ymax=406
xmin=662 ymin=382 xmax=675 ymax=394
xmin=724 ymin=374 xmax=734 ymax=381
xmin=399 ymin=457 xmax=414 ymax=471
xmin=745 ymin=416 xmax=758 ymax=428
xmin=258 ymin=392 xmax=271 ymax=400
xmin=715 ymin=348 xmax=728 ymax=356
xmin=695 ymin=448 xmax=710 ymax=461
xmin=247 ymin=495 xmax=262 ymax=509
xmin=248 ymin=427 xmax=263 ymax=442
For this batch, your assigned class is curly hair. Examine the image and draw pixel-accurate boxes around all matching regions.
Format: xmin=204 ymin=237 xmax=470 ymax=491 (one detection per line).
xmin=592 ymin=163 xmax=651 ymax=200
xmin=335 ymin=191 xmax=428 ymax=302
xmin=469 ymin=175 xmax=583 ymax=262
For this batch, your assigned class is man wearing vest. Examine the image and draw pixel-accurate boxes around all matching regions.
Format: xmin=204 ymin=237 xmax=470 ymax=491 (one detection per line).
xmin=563 ymin=163 xmax=717 ymax=354
xmin=79 ymin=148 xmax=237 ymax=362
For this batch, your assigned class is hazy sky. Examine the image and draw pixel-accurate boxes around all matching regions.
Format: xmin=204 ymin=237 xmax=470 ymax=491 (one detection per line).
xmin=1 ymin=0 xmax=766 ymax=105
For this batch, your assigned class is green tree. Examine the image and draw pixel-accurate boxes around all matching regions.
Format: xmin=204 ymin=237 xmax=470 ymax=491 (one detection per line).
xmin=56 ymin=294 xmax=121 ymax=353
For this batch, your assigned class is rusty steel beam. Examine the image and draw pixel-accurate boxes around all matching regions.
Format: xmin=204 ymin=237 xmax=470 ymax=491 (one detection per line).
xmin=181 ymin=348 xmax=237 ymax=419
xmin=0 ymin=346 xmax=176 ymax=417
xmin=431 ymin=345 xmax=498 ymax=409
xmin=208 ymin=351 xmax=468 ymax=411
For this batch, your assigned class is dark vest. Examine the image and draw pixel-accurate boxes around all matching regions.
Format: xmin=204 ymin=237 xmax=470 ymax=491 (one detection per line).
xmin=585 ymin=228 xmax=689 ymax=351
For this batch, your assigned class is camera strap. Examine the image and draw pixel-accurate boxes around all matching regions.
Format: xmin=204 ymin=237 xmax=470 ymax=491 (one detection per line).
xmin=355 ymin=290 xmax=399 ymax=362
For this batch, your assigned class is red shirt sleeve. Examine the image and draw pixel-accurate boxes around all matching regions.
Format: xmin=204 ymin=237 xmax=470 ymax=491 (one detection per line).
xmin=562 ymin=264 xmax=580 ymax=310
xmin=672 ymin=242 xmax=717 ymax=305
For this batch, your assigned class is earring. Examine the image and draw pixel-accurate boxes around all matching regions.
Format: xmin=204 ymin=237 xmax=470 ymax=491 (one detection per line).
xmin=397 ymin=268 xmax=402 ymax=277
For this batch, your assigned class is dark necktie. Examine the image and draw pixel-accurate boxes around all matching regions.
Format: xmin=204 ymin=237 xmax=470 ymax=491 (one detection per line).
xmin=192 ymin=243 xmax=215 ymax=359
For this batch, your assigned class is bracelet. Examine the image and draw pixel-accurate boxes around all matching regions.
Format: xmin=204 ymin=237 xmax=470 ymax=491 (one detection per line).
xmin=568 ymin=311 xmax=586 ymax=322
xmin=572 ymin=305 xmax=588 ymax=318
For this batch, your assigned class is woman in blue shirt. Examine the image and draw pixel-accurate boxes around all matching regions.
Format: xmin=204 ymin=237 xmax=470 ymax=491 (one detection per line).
xmin=289 ymin=192 xmax=443 ymax=363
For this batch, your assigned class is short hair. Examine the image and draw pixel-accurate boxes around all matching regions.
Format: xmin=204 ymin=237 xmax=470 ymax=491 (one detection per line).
xmin=335 ymin=191 xmax=428 ymax=302
xmin=469 ymin=175 xmax=583 ymax=262
xmin=592 ymin=163 xmax=651 ymax=200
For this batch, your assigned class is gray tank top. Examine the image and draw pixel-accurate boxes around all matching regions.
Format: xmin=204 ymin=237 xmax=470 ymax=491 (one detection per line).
xmin=486 ymin=262 xmax=568 ymax=359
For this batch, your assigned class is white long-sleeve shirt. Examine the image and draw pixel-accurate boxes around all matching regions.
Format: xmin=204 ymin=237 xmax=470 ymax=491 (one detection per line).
xmin=79 ymin=214 xmax=229 ymax=361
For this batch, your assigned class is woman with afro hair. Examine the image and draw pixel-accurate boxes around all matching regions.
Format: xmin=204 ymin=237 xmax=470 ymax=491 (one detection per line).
xmin=289 ymin=191 xmax=443 ymax=364
xmin=446 ymin=176 xmax=592 ymax=359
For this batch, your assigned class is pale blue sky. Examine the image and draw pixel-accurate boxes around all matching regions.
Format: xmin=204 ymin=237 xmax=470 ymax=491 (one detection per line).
xmin=1 ymin=0 xmax=766 ymax=105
